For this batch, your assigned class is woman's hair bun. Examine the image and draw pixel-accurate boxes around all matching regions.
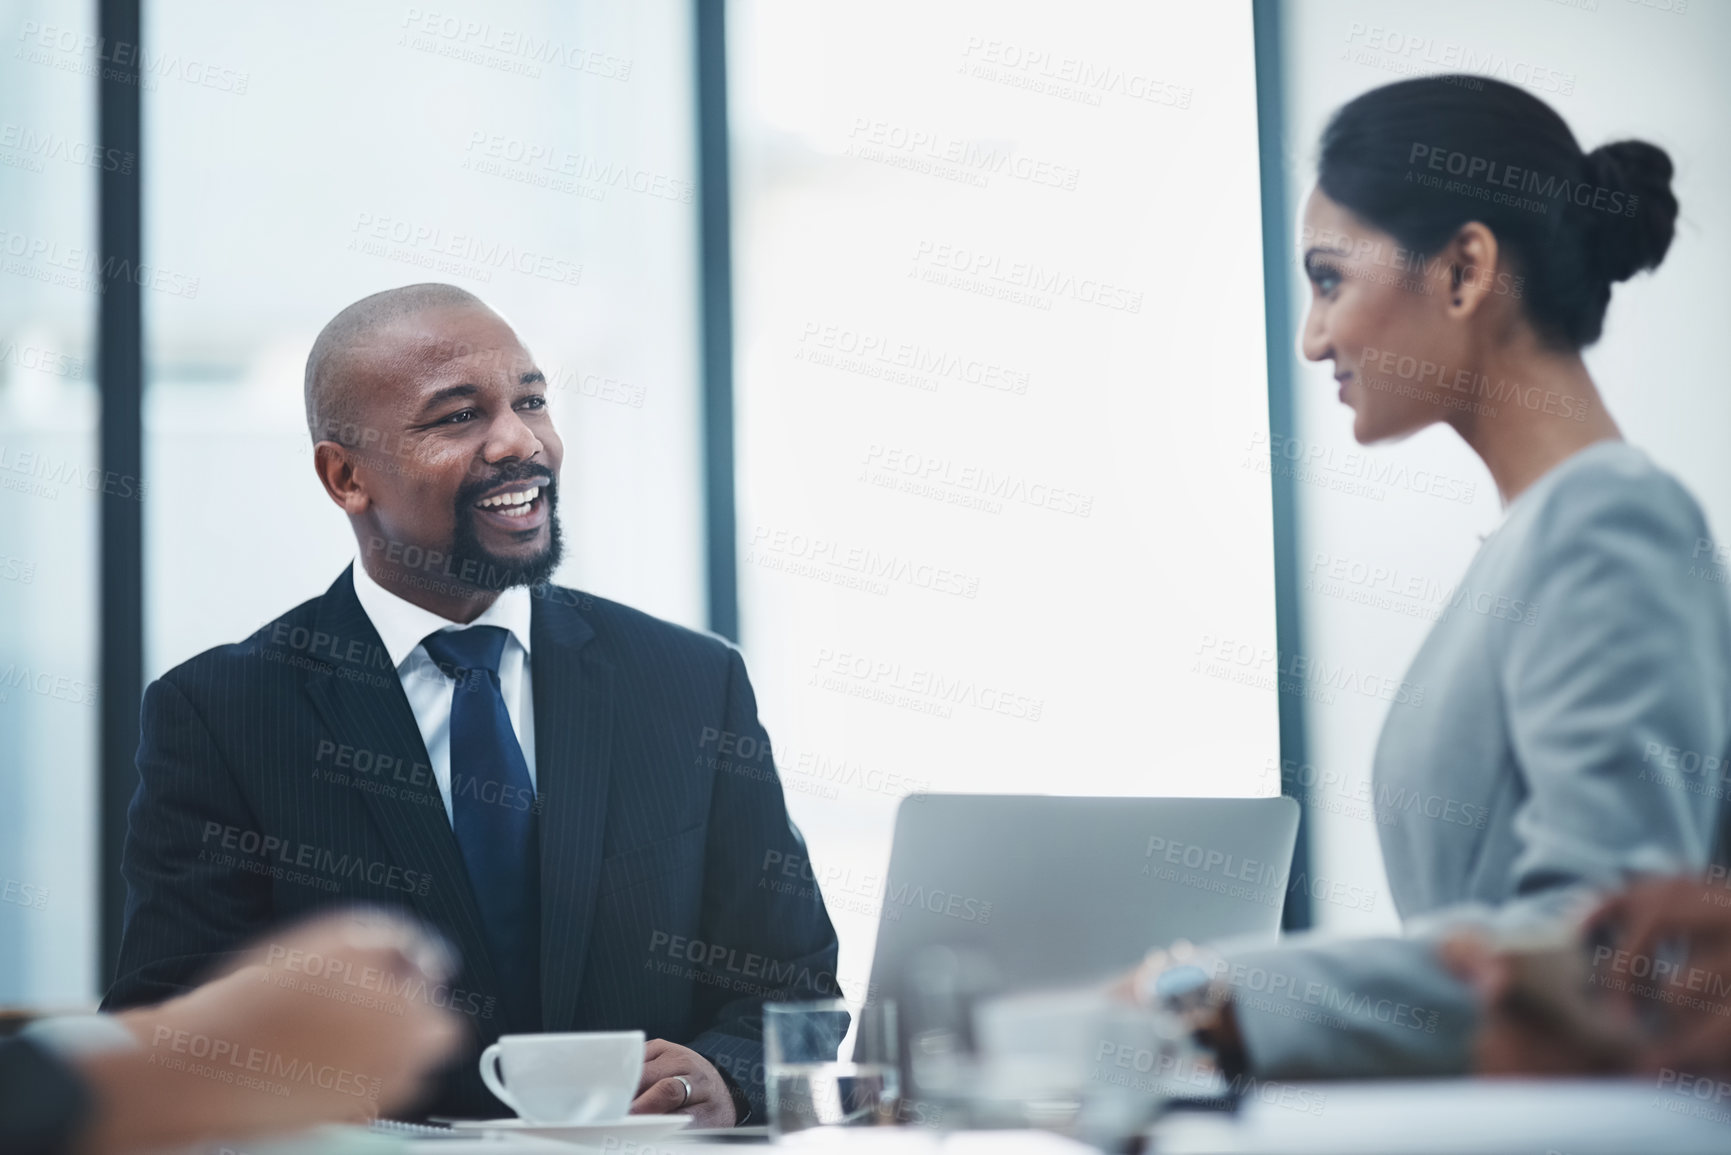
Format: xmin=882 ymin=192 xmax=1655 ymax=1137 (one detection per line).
xmin=1580 ymin=140 xmax=1678 ymax=284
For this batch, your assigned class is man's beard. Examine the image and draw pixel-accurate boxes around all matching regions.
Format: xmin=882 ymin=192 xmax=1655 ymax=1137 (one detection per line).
xmin=449 ymin=463 xmax=564 ymax=593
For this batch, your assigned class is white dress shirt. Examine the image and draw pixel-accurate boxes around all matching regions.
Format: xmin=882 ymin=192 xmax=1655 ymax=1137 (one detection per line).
xmin=350 ymin=559 xmax=538 ymax=821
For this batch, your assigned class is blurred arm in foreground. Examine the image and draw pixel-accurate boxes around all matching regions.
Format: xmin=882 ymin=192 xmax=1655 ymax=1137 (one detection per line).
xmin=4 ymin=908 xmax=460 ymax=1155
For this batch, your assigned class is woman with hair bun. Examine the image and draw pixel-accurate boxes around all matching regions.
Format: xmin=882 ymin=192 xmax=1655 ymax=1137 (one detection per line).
xmin=1121 ymin=75 xmax=1731 ymax=1080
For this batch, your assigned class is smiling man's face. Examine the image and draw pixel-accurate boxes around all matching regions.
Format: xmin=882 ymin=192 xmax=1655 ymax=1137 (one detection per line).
xmin=316 ymin=302 xmax=564 ymax=615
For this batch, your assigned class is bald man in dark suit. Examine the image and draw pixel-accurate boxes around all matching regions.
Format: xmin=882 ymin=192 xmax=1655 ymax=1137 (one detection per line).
xmin=103 ymin=285 xmax=842 ymax=1123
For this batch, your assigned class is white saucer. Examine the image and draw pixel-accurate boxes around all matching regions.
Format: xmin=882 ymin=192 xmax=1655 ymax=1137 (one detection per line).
xmin=451 ymin=1115 xmax=693 ymax=1145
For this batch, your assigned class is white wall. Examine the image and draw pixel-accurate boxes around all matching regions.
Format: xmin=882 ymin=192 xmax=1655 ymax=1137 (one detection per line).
xmin=730 ymin=0 xmax=1281 ymax=998
xmin=1277 ymin=0 xmax=1731 ymax=936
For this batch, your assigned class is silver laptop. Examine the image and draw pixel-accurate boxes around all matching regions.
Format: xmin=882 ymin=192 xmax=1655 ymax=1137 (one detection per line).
xmin=863 ymin=793 xmax=1300 ymax=1003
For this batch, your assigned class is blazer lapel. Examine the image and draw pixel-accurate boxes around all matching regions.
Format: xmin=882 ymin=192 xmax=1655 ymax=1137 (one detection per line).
xmin=300 ymin=567 xmax=505 ymax=1009
xmin=530 ymin=586 xmax=611 ymax=1032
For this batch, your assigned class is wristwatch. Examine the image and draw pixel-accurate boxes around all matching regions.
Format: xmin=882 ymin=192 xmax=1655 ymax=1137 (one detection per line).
xmin=1132 ymin=941 xmax=1224 ymax=1014
xmin=1130 ymin=941 xmax=1246 ymax=1077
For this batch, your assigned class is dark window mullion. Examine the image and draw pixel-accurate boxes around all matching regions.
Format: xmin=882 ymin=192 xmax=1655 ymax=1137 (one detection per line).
xmin=1252 ymin=0 xmax=1313 ymax=932
xmin=97 ymin=0 xmax=145 ymax=987
xmin=695 ymin=0 xmax=737 ymax=642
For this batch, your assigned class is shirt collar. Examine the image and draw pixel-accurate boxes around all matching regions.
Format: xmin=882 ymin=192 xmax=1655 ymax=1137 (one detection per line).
xmin=350 ymin=558 xmax=534 ymax=670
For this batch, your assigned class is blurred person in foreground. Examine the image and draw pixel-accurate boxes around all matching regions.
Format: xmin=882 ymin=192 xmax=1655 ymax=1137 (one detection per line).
xmin=3 ymin=908 xmax=458 ymax=1155
xmin=1117 ymin=75 xmax=1731 ymax=1080
xmin=102 ymin=285 xmax=840 ymax=1123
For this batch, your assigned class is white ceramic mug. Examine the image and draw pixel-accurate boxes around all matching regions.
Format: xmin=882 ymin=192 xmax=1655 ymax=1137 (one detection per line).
xmin=478 ymin=1030 xmax=645 ymax=1123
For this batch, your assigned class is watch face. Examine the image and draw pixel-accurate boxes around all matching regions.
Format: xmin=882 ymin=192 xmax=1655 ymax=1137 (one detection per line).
xmin=1152 ymin=962 xmax=1213 ymax=1003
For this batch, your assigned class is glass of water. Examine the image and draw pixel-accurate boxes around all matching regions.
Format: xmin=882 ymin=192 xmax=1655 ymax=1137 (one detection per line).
xmin=765 ymin=997 xmax=900 ymax=1137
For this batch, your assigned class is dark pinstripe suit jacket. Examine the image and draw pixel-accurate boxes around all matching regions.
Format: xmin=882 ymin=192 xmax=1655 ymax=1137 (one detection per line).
xmin=102 ymin=567 xmax=841 ymax=1120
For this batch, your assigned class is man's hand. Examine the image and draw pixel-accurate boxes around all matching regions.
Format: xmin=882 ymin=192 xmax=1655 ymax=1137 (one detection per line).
xmin=86 ymin=908 xmax=462 ymax=1153
xmin=629 ymin=1039 xmax=736 ymax=1129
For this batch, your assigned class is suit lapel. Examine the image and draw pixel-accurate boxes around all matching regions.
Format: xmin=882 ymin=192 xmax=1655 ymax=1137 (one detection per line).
xmin=300 ymin=567 xmax=505 ymax=1008
xmin=530 ymin=586 xmax=611 ymax=1033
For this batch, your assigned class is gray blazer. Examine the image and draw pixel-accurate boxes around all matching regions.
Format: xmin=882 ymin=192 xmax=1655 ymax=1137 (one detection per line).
xmin=1223 ymin=440 xmax=1731 ymax=1078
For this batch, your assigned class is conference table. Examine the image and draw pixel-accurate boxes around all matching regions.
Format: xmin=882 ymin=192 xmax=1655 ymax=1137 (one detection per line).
xmin=380 ymin=1078 xmax=1731 ymax=1155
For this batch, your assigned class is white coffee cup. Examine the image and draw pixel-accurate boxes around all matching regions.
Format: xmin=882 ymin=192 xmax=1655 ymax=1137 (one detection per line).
xmin=478 ymin=1030 xmax=645 ymax=1123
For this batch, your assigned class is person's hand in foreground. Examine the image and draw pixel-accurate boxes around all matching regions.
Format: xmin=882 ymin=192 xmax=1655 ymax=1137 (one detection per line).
xmin=630 ymin=1038 xmax=736 ymax=1129
xmin=81 ymin=907 xmax=463 ymax=1153
xmin=1440 ymin=929 xmax=1635 ymax=1076
xmin=1587 ymin=874 xmax=1731 ymax=1078
xmin=1443 ymin=875 xmax=1731 ymax=1078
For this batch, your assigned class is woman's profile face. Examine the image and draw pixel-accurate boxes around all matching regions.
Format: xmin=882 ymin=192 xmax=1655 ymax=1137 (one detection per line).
xmin=1297 ymin=188 xmax=1466 ymax=445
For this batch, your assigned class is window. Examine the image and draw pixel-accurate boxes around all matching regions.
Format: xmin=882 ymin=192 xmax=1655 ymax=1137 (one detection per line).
xmin=729 ymin=0 xmax=1280 ymax=991
xmin=0 ymin=0 xmax=102 ymax=1004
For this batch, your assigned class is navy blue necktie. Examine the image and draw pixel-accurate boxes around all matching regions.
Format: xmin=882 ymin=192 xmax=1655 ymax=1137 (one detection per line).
xmin=421 ymin=625 xmax=542 ymax=1029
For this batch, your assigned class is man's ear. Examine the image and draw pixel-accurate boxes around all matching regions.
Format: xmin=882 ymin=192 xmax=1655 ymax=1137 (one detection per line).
xmin=313 ymin=442 xmax=369 ymax=514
